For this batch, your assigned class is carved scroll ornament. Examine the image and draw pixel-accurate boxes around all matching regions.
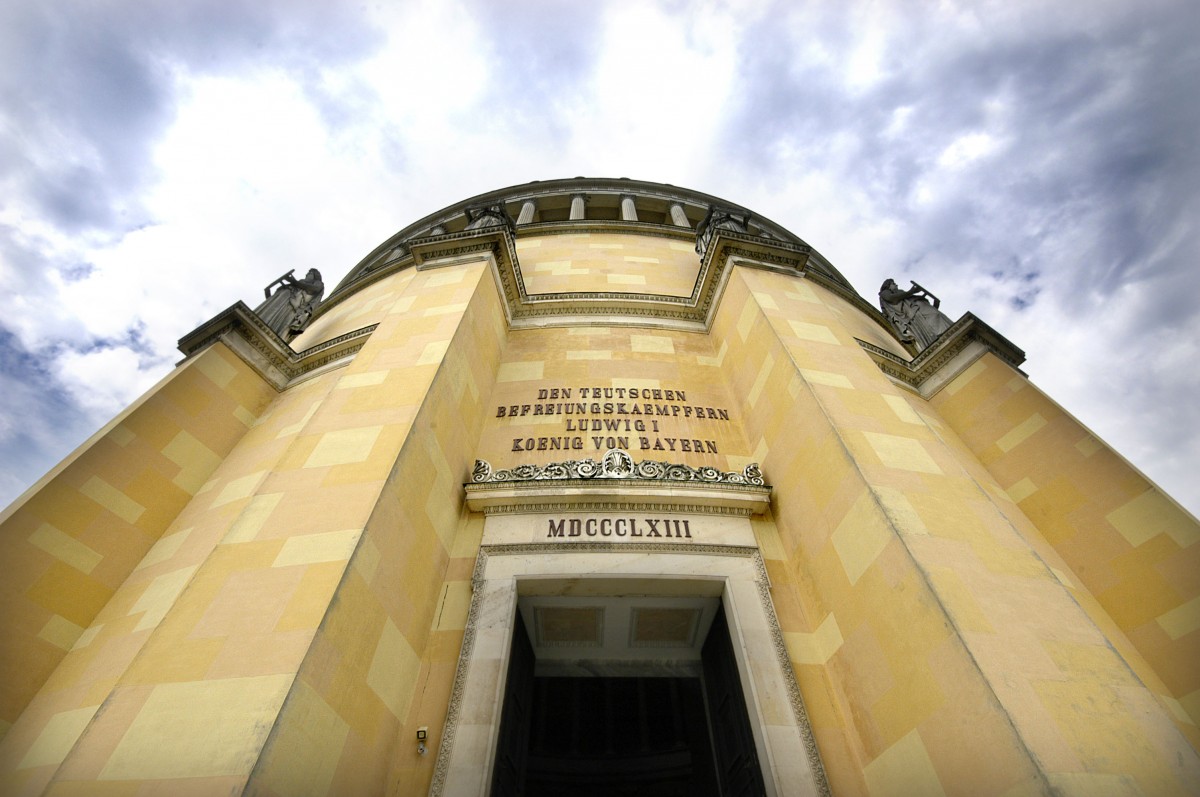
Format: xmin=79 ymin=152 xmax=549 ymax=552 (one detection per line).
xmin=472 ymin=449 xmax=765 ymax=486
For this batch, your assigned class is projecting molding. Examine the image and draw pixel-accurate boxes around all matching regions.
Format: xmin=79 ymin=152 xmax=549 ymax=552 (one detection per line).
xmin=177 ymin=302 xmax=376 ymax=390
xmin=405 ymin=223 xmax=822 ymax=331
xmin=465 ymin=451 xmax=772 ymax=515
xmin=857 ymin=312 xmax=1026 ymax=397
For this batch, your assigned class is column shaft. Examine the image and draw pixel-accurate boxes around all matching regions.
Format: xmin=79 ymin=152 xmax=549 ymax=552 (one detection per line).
xmin=516 ymin=200 xmax=537 ymax=225
xmin=620 ymin=196 xmax=638 ymax=222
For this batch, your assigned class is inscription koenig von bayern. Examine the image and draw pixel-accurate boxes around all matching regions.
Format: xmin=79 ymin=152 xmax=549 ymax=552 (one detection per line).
xmin=497 ymin=386 xmax=728 ymax=454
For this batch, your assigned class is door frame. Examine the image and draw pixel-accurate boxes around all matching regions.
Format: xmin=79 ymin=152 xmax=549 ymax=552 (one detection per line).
xmin=430 ymin=543 xmax=828 ymax=797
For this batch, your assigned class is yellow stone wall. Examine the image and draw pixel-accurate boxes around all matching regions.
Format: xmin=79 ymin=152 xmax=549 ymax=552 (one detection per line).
xmin=0 ymin=259 xmax=500 ymax=794
xmin=516 ymin=232 xmax=700 ymax=297
xmin=2 ymin=218 xmax=1198 ymax=797
xmin=252 ymin=260 xmax=506 ymax=796
xmin=712 ymin=269 xmax=1037 ymax=795
xmin=292 ymin=275 xmax=412 ymax=351
xmin=0 ymin=342 xmax=275 ymax=746
xmin=0 ymin=360 xmax=348 ymax=795
xmin=710 ymin=266 xmax=1200 ymax=796
xmin=931 ymin=354 xmax=1200 ymax=737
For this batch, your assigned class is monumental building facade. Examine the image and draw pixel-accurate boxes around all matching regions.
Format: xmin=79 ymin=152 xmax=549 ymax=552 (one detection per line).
xmin=0 ymin=178 xmax=1197 ymax=795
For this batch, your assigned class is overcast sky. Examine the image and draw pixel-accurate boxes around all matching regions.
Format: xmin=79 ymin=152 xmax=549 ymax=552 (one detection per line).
xmin=1 ymin=0 xmax=1197 ymax=516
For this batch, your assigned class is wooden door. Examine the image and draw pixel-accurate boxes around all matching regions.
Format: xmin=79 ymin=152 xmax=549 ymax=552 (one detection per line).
xmin=490 ymin=613 xmax=535 ymax=796
xmin=702 ymin=605 xmax=767 ymax=796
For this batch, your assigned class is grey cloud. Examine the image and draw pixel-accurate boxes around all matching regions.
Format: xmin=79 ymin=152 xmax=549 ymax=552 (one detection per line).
xmin=0 ymin=0 xmax=386 ymax=509
xmin=0 ymin=0 xmax=383 ymax=236
xmin=0 ymin=0 xmax=385 ymax=329
xmin=715 ymin=1 xmax=1200 ymax=511
xmin=0 ymin=5 xmax=170 ymax=232
xmin=0 ymin=329 xmax=98 ymax=503
xmin=721 ymin=1 xmax=1200 ymax=320
xmin=462 ymin=0 xmax=606 ymax=138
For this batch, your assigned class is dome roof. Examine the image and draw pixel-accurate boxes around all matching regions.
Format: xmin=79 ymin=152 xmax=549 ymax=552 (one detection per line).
xmin=330 ymin=177 xmax=854 ymax=300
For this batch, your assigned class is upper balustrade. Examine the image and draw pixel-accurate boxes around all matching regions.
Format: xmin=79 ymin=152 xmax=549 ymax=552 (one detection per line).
xmin=328 ymin=177 xmax=855 ymax=301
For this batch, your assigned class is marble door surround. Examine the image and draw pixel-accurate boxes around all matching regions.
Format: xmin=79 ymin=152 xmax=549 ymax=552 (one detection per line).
xmin=430 ymin=534 xmax=828 ymax=797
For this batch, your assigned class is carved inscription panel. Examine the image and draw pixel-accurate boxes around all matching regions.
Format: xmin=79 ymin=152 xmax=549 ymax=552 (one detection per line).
xmin=496 ymin=385 xmax=732 ymax=455
xmin=481 ymin=512 xmax=757 ymax=547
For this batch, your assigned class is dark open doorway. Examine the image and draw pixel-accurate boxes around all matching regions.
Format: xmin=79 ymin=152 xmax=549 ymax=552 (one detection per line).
xmin=491 ymin=605 xmax=766 ymax=796
xmin=524 ymin=675 xmax=717 ymax=796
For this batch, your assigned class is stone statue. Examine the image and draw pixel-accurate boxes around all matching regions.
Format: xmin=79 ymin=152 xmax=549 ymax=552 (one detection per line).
xmin=878 ymin=278 xmax=953 ymax=351
xmin=255 ymin=268 xmax=324 ymax=340
xmin=464 ymin=203 xmax=515 ymax=232
xmin=695 ymin=207 xmax=750 ymax=257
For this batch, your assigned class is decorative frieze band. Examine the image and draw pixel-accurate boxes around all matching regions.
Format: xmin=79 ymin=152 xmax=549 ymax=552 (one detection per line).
xmin=471 ymin=449 xmax=765 ymax=486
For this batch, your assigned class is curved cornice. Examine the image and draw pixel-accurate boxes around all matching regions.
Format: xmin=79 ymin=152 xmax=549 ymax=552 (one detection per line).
xmin=327 ymin=177 xmax=856 ymax=300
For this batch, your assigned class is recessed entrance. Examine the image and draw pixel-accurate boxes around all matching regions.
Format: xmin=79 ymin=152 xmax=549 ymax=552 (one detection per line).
xmin=522 ymin=677 xmax=716 ymax=796
xmin=432 ymin=547 xmax=826 ymax=797
xmin=491 ymin=602 xmax=766 ymax=796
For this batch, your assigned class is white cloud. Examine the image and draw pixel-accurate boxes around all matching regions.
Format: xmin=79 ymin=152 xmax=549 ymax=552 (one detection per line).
xmin=0 ymin=0 xmax=1197 ymax=520
xmin=53 ymin=346 xmax=158 ymax=415
xmin=937 ymin=131 xmax=1001 ymax=168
